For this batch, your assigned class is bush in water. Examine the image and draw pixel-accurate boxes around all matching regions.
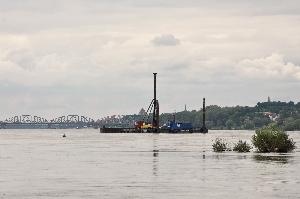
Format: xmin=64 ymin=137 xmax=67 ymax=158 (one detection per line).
xmin=233 ymin=140 xmax=252 ymax=152
xmin=212 ymin=138 xmax=230 ymax=152
xmin=252 ymin=124 xmax=296 ymax=153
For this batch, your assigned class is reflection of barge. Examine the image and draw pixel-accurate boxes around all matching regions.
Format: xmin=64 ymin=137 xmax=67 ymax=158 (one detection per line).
xmin=100 ymin=73 xmax=208 ymax=134
xmin=100 ymin=127 xmax=207 ymax=133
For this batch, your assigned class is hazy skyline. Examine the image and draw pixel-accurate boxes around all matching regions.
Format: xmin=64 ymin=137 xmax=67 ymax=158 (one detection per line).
xmin=1 ymin=0 xmax=300 ymax=120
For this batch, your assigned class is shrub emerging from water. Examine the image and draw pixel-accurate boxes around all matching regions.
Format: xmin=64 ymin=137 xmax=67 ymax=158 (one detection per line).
xmin=252 ymin=124 xmax=296 ymax=153
xmin=233 ymin=140 xmax=252 ymax=152
xmin=212 ymin=138 xmax=230 ymax=152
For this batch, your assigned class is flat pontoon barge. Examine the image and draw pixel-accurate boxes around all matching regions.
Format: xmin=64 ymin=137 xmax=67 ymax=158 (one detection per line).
xmin=100 ymin=127 xmax=207 ymax=133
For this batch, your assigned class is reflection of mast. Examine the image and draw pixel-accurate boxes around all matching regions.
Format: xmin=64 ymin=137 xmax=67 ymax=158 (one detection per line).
xmin=153 ymin=150 xmax=159 ymax=176
xmin=152 ymin=135 xmax=159 ymax=176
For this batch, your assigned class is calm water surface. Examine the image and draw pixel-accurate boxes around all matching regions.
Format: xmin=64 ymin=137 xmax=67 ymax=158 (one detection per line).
xmin=0 ymin=129 xmax=299 ymax=199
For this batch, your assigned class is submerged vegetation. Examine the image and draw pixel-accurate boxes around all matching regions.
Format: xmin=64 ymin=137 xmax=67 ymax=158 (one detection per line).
xmin=252 ymin=124 xmax=296 ymax=153
xmin=212 ymin=124 xmax=296 ymax=153
xmin=212 ymin=139 xmax=251 ymax=153
xmin=233 ymin=140 xmax=252 ymax=152
xmin=212 ymin=138 xmax=230 ymax=152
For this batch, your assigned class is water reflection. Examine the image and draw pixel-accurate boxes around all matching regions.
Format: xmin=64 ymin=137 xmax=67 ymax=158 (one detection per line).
xmin=253 ymin=154 xmax=293 ymax=164
xmin=237 ymin=155 xmax=247 ymax=160
xmin=209 ymin=153 xmax=293 ymax=164
xmin=152 ymin=150 xmax=159 ymax=176
xmin=153 ymin=150 xmax=159 ymax=157
xmin=152 ymin=136 xmax=159 ymax=176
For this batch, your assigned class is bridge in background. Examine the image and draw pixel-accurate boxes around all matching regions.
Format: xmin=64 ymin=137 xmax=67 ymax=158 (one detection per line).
xmin=0 ymin=114 xmax=98 ymax=129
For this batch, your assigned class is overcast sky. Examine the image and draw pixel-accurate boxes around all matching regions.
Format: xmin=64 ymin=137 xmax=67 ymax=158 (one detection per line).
xmin=0 ymin=0 xmax=300 ymax=120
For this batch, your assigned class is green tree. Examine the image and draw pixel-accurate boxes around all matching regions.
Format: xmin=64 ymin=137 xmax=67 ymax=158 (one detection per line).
xmin=225 ymin=119 xmax=235 ymax=130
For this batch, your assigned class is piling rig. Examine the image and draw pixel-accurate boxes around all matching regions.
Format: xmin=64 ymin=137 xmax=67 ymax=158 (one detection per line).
xmin=135 ymin=73 xmax=159 ymax=132
xmin=100 ymin=73 xmax=208 ymax=133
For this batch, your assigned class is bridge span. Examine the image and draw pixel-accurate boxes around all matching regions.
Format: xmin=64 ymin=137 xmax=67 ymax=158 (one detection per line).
xmin=0 ymin=115 xmax=98 ymax=129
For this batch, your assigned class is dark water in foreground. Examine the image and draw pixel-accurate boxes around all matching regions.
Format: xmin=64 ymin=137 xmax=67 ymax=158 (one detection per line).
xmin=0 ymin=129 xmax=299 ymax=199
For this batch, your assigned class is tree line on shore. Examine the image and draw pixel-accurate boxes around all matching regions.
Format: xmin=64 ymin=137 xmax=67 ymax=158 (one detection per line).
xmin=160 ymin=101 xmax=300 ymax=130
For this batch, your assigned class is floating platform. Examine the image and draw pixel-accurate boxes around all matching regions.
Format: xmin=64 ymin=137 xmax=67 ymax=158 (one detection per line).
xmin=100 ymin=73 xmax=209 ymax=134
xmin=100 ymin=127 xmax=208 ymax=134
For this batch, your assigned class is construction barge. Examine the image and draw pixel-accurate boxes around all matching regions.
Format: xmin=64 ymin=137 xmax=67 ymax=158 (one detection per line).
xmin=100 ymin=73 xmax=208 ymax=134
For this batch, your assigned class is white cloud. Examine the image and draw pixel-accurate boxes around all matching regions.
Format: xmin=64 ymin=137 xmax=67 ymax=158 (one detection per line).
xmin=237 ymin=54 xmax=300 ymax=80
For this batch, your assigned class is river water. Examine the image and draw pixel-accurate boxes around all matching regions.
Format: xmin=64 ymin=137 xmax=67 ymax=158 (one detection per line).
xmin=0 ymin=129 xmax=299 ymax=199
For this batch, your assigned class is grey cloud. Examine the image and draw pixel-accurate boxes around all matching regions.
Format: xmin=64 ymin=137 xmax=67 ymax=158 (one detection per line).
xmin=152 ymin=34 xmax=180 ymax=46
xmin=164 ymin=62 xmax=189 ymax=71
xmin=1 ymin=1 xmax=300 ymax=16
xmin=0 ymin=0 xmax=300 ymax=118
xmin=1 ymin=1 xmax=300 ymax=34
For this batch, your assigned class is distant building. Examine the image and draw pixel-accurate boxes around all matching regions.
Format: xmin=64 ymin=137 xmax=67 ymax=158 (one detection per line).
xmin=139 ymin=108 xmax=147 ymax=116
xmin=268 ymin=96 xmax=271 ymax=102
xmin=263 ymin=112 xmax=278 ymax=121
xmin=184 ymin=104 xmax=187 ymax=111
